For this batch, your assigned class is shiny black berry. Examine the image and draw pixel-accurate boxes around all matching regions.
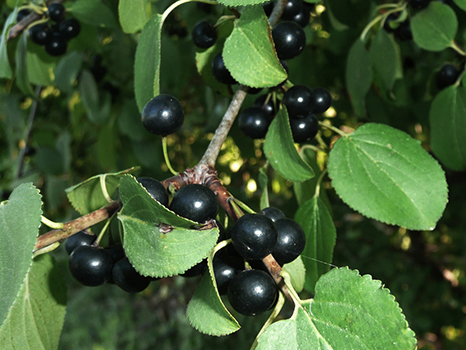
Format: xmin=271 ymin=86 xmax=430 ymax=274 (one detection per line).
xmin=272 ymin=218 xmax=306 ymax=265
xmin=68 ymin=246 xmax=113 ymax=287
xmin=141 ymin=94 xmax=184 ymax=136
xmin=48 ymin=2 xmax=66 ymax=22
xmin=170 ymin=184 xmax=219 ymax=223
xmin=238 ymin=107 xmax=271 ymax=139
xmin=212 ymin=52 xmax=237 ymax=85
xmin=16 ymin=9 xmax=30 ymax=22
xmin=59 ymin=17 xmax=81 ymax=40
xmin=436 ymin=64 xmax=460 ymax=90
xmin=283 ymin=85 xmax=314 ymax=117
xmin=28 ymin=24 xmax=51 ymax=45
xmin=272 ymin=21 xmax=306 ymax=60
xmin=260 ymin=207 xmax=285 ymax=223
xmin=45 ymin=32 xmax=67 ymax=56
xmin=282 ymin=0 xmax=303 ymax=20
xmin=291 ymin=7 xmax=311 ymax=28
xmin=137 ymin=177 xmax=169 ymax=206
xmin=231 ymin=214 xmax=277 ymax=260
xmin=64 ymin=230 xmax=96 ymax=255
xmin=290 ymin=113 xmax=318 ymax=143
xmin=213 ymin=254 xmax=243 ymax=295
xmin=192 ymin=21 xmax=217 ymax=49
xmin=227 ymin=269 xmax=278 ymax=316
xmin=312 ymin=87 xmax=332 ymax=114
xmin=112 ymin=257 xmax=151 ymax=293
xmin=254 ymin=95 xmax=276 ymax=121
xmin=409 ymin=0 xmax=431 ymax=9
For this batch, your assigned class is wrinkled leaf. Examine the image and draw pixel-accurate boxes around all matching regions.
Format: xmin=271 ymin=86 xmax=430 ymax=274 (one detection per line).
xmin=327 ymin=123 xmax=448 ymax=230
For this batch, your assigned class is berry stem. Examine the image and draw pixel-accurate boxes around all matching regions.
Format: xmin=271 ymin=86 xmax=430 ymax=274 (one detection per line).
xmin=300 ymin=144 xmax=327 ymax=155
xmin=318 ymin=121 xmax=348 ymax=137
xmin=41 ymin=215 xmax=64 ymax=230
xmin=314 ymin=168 xmax=328 ymax=198
xmin=230 ymin=197 xmax=256 ymax=214
xmin=95 ymin=212 xmax=116 ymax=245
xmin=100 ymin=175 xmax=113 ymax=203
xmin=162 ymin=136 xmax=179 ymax=176
xmin=450 ymin=41 xmax=466 ymax=57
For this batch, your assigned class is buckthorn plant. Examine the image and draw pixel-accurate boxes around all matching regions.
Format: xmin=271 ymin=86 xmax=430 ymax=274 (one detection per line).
xmin=1 ymin=0 xmax=465 ymax=349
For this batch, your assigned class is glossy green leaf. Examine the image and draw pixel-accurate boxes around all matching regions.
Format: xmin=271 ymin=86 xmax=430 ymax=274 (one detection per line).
xmin=327 ymin=123 xmax=448 ymax=230
xmin=134 ymin=14 xmax=163 ymax=112
xmin=369 ymin=30 xmax=402 ymax=91
xmin=0 ymin=10 xmax=16 ymax=79
xmin=295 ymin=196 xmax=335 ymax=293
xmin=0 ymin=255 xmax=67 ymax=350
xmin=65 ymin=167 xmax=138 ymax=215
xmin=15 ymin=34 xmax=35 ymax=97
xmin=346 ymin=39 xmax=372 ymax=116
xmin=264 ymin=108 xmax=314 ymax=182
xmin=217 ymin=0 xmax=269 ymax=7
xmin=453 ymin=0 xmax=466 ymax=11
xmin=69 ymin=0 xmax=118 ymax=28
xmin=118 ymin=175 xmax=219 ymax=278
xmin=430 ymin=86 xmax=466 ymax=170
xmin=54 ymin=52 xmax=83 ymax=94
xmin=119 ymin=0 xmax=151 ymax=33
xmin=257 ymin=268 xmax=417 ymax=350
xmin=0 ymin=183 xmax=42 ymax=329
xmin=223 ymin=6 xmax=287 ymax=88
xmin=411 ymin=2 xmax=457 ymax=52
xmin=282 ymin=256 xmax=305 ymax=293
xmin=186 ymin=250 xmax=240 ymax=336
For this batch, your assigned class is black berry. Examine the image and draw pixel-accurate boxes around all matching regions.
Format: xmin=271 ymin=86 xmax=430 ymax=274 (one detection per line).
xmin=260 ymin=207 xmax=285 ymax=223
xmin=436 ymin=64 xmax=460 ymax=90
xmin=68 ymin=246 xmax=113 ymax=287
xmin=64 ymin=230 xmax=96 ymax=255
xmin=112 ymin=257 xmax=151 ymax=293
xmin=312 ymin=87 xmax=332 ymax=114
xmin=47 ymin=2 xmax=66 ymax=22
xmin=45 ymin=32 xmax=67 ymax=56
xmin=272 ymin=21 xmax=306 ymax=60
xmin=212 ymin=52 xmax=237 ymax=85
xmin=238 ymin=107 xmax=271 ymax=139
xmin=281 ymin=0 xmax=303 ymax=21
xmin=230 ymin=214 xmax=277 ymax=260
xmin=141 ymin=94 xmax=184 ymax=136
xmin=290 ymin=113 xmax=318 ymax=143
xmin=409 ymin=0 xmax=431 ymax=9
xmin=291 ymin=7 xmax=311 ymax=28
xmin=192 ymin=21 xmax=217 ymax=49
xmin=137 ymin=177 xmax=169 ymax=206
xmin=59 ymin=17 xmax=81 ymax=40
xmin=272 ymin=218 xmax=306 ymax=265
xmin=213 ymin=254 xmax=243 ymax=295
xmin=227 ymin=269 xmax=278 ymax=316
xmin=170 ymin=184 xmax=219 ymax=223
xmin=253 ymin=95 xmax=276 ymax=121
xmin=283 ymin=85 xmax=314 ymax=116
xmin=28 ymin=24 xmax=51 ymax=46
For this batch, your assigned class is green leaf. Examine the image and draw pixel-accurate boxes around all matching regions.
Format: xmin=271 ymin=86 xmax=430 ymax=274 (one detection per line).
xmin=68 ymin=0 xmax=118 ymax=28
xmin=78 ymin=69 xmax=110 ymax=124
xmin=15 ymin=34 xmax=35 ymax=97
xmin=411 ymin=2 xmax=457 ymax=52
xmin=0 ymin=183 xmax=42 ymax=329
xmin=430 ymin=86 xmax=466 ymax=170
xmin=134 ymin=14 xmax=163 ymax=112
xmin=264 ymin=108 xmax=314 ymax=182
xmin=0 ymin=10 xmax=17 ymax=79
xmin=217 ymin=0 xmax=269 ymax=7
xmin=257 ymin=268 xmax=417 ymax=350
xmin=223 ymin=6 xmax=287 ymax=88
xmin=258 ymin=165 xmax=269 ymax=209
xmin=118 ymin=175 xmax=219 ymax=278
xmin=295 ymin=197 xmax=335 ymax=293
xmin=119 ymin=0 xmax=151 ymax=34
xmin=186 ymin=251 xmax=240 ymax=336
xmin=0 ymin=255 xmax=67 ymax=350
xmin=117 ymin=100 xmax=147 ymax=141
xmin=26 ymin=44 xmax=54 ymax=86
xmin=327 ymin=123 xmax=448 ymax=230
xmin=65 ymin=167 xmax=138 ymax=215
xmin=346 ymin=39 xmax=372 ymax=116
xmin=54 ymin=52 xmax=83 ymax=94
xmin=323 ymin=0 xmax=349 ymax=31
xmin=282 ymin=256 xmax=306 ymax=293
xmin=453 ymin=0 xmax=466 ymax=11
xmin=369 ymin=30 xmax=402 ymax=91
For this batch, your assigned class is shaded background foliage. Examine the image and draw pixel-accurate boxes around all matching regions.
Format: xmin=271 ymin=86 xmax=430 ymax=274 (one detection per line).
xmin=0 ymin=0 xmax=465 ymax=349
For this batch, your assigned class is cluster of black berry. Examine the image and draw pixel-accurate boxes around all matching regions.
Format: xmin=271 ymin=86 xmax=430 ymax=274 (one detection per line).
xmin=23 ymin=2 xmax=80 ymax=57
xmin=238 ymin=84 xmax=332 ymax=143
xmin=264 ymin=0 xmax=315 ymax=28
